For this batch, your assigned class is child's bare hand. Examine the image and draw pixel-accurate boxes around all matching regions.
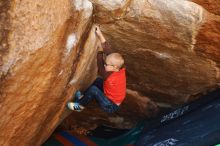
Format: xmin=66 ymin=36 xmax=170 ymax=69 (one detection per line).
xmin=95 ymin=25 xmax=102 ymax=36
xmin=95 ymin=25 xmax=106 ymax=43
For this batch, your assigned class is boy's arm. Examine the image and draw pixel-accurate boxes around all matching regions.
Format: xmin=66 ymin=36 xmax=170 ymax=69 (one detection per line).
xmin=97 ymin=45 xmax=112 ymax=79
xmin=97 ymin=45 xmax=105 ymax=77
xmin=95 ymin=26 xmax=113 ymax=55
xmin=96 ymin=26 xmax=113 ymax=79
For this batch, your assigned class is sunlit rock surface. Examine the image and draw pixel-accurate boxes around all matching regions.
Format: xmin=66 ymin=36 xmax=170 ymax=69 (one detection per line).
xmin=0 ymin=0 xmax=220 ymax=145
xmin=0 ymin=0 xmax=94 ymax=145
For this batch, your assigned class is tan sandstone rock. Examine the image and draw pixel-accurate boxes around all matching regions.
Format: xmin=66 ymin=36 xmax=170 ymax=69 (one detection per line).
xmin=0 ymin=0 xmax=94 ymax=145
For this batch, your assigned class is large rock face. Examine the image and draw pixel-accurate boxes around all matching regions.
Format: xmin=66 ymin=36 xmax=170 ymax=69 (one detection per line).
xmin=0 ymin=0 xmax=220 ymax=145
xmin=92 ymin=0 xmax=220 ymax=104
xmin=0 ymin=0 xmax=95 ymax=145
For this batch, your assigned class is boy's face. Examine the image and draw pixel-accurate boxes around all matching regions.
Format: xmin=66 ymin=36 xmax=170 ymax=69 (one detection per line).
xmin=104 ymin=56 xmax=118 ymax=72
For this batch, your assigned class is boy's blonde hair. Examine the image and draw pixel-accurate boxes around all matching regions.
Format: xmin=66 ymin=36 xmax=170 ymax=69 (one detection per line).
xmin=107 ymin=53 xmax=124 ymax=69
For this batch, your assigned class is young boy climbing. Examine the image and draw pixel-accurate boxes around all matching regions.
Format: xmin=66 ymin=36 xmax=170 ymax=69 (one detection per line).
xmin=67 ymin=26 xmax=126 ymax=113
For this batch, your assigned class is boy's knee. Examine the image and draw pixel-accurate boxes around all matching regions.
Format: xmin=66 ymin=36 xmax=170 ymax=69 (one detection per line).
xmin=88 ymin=85 xmax=99 ymax=93
xmin=94 ymin=78 xmax=103 ymax=84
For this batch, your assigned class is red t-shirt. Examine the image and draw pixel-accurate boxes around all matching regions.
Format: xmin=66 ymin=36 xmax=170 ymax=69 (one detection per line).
xmin=103 ymin=68 xmax=126 ymax=105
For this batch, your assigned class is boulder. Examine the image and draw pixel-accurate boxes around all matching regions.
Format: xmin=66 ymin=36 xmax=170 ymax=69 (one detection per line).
xmin=0 ymin=0 xmax=94 ymax=145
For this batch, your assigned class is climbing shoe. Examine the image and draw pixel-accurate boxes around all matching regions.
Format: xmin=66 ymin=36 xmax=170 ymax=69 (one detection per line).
xmin=74 ymin=90 xmax=83 ymax=102
xmin=67 ymin=102 xmax=84 ymax=112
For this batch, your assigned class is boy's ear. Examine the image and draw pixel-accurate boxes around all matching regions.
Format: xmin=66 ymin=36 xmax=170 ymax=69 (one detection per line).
xmin=114 ymin=65 xmax=120 ymax=70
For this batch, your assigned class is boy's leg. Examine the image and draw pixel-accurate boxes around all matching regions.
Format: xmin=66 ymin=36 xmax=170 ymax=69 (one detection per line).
xmin=70 ymin=78 xmax=103 ymax=102
xmin=90 ymin=77 xmax=103 ymax=91
xmin=68 ymin=78 xmax=103 ymax=111
xmin=78 ymin=85 xmax=118 ymax=113
xmin=74 ymin=78 xmax=103 ymax=102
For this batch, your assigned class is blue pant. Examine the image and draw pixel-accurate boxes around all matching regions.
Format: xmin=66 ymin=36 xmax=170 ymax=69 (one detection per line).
xmin=78 ymin=78 xmax=119 ymax=113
